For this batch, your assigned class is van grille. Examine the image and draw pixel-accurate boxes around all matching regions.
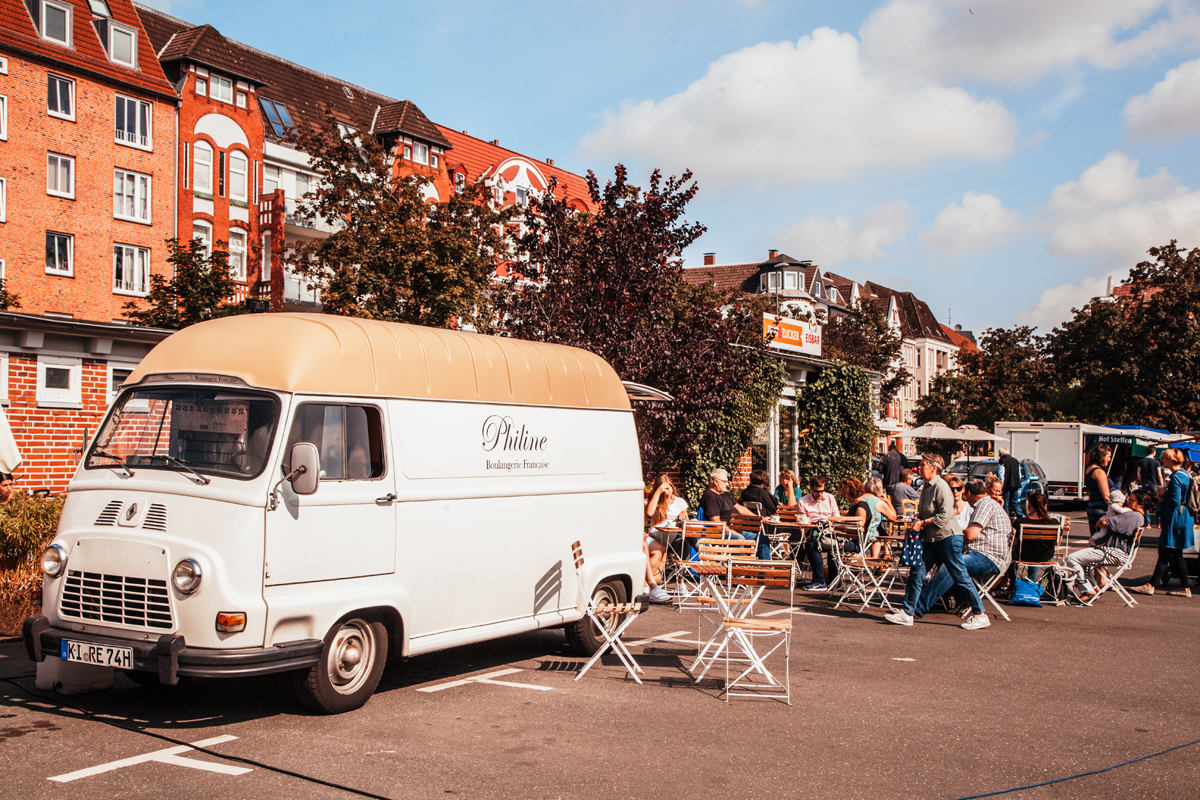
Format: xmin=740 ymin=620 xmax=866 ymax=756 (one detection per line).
xmin=143 ymin=504 xmax=168 ymax=532
xmin=59 ymin=570 xmax=173 ymax=630
xmin=95 ymin=502 xmax=122 ymax=526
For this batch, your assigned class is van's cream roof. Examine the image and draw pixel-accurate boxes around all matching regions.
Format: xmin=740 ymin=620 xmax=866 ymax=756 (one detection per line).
xmin=129 ymin=314 xmax=631 ymax=410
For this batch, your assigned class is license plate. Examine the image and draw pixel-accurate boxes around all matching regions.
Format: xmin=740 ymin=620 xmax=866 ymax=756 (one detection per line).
xmin=61 ymin=639 xmax=133 ymax=669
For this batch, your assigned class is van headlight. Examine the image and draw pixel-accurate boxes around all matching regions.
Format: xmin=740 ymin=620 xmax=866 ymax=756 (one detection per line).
xmin=41 ymin=544 xmax=67 ymax=577
xmin=173 ymin=559 xmax=202 ymax=594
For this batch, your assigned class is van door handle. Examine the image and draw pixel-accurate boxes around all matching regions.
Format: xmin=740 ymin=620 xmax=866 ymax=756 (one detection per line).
xmin=376 ymin=493 xmax=397 ymax=504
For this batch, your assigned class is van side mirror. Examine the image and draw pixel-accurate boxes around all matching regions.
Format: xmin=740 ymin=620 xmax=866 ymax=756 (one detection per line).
xmin=289 ymin=443 xmax=320 ymax=495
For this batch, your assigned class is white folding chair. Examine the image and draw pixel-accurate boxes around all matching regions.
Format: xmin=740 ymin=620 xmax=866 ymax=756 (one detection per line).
xmin=669 ymin=520 xmax=728 ymax=609
xmin=974 ymin=568 xmax=1011 ymax=621
xmin=571 ymin=541 xmax=648 ymax=684
xmin=1077 ymin=527 xmax=1145 ymax=608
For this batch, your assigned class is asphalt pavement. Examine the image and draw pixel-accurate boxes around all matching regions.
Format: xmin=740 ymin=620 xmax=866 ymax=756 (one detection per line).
xmin=2 ymin=507 xmax=1198 ymax=799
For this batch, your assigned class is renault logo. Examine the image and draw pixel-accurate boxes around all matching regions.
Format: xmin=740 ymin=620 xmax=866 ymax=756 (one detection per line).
xmin=125 ymin=503 xmax=138 ymax=521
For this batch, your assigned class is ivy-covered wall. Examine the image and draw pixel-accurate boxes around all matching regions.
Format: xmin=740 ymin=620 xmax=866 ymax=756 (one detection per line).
xmin=793 ymin=361 xmax=875 ymax=496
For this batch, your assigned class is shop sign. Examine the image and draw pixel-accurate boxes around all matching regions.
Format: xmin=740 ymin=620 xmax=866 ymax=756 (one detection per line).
xmin=763 ymin=313 xmax=821 ymax=357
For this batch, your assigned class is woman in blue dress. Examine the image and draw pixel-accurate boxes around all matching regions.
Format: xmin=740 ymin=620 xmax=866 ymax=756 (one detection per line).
xmin=1132 ymin=448 xmax=1193 ymax=597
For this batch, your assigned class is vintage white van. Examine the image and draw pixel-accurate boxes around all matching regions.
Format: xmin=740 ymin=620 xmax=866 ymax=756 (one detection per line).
xmin=24 ymin=314 xmax=646 ymax=712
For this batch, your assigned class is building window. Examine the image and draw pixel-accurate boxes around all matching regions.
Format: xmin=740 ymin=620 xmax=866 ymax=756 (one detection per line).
xmin=229 ymin=152 xmax=247 ymax=201
xmin=413 ymin=142 xmax=429 ymax=165
xmin=107 ymin=364 xmax=133 ymax=404
xmin=0 ymin=94 xmax=6 ymax=140
xmin=431 ymin=151 xmax=439 ymax=169
xmin=47 ymin=153 xmax=74 ymax=198
xmin=88 ymin=0 xmax=111 ymax=16
xmin=113 ymin=169 xmax=151 ymax=222
xmin=454 ymin=172 xmax=465 ymax=193
xmin=262 ymin=164 xmax=280 ymax=196
xmin=39 ymin=1 xmax=72 ymax=46
xmin=36 ymin=356 xmax=82 ymax=408
xmin=403 ymin=144 xmax=412 ymax=161
xmin=516 ymin=187 xmax=527 ymax=208
xmin=193 ymin=141 xmax=213 ymax=194
xmin=0 ymin=177 xmax=5 ymax=223
xmin=211 ymin=75 xmax=233 ymax=104
xmin=783 ymin=272 xmax=797 ymax=290
xmin=48 ymin=74 xmax=74 ymax=120
xmin=115 ymin=95 xmax=151 ymax=148
xmin=107 ymin=22 xmax=136 ymax=66
xmin=46 ymin=232 xmax=73 ymax=275
xmin=261 ymin=230 xmax=272 ymax=281
xmin=236 ymin=91 xmax=247 ymax=108
xmin=228 ymin=228 xmax=246 ymax=281
xmin=218 ymin=151 xmax=225 ymax=196
xmin=294 ymin=172 xmax=311 ymax=200
xmin=113 ymin=243 xmax=150 ymax=295
xmin=192 ymin=221 xmax=211 ymax=256
xmin=183 ymin=142 xmax=189 ymax=188
xmin=258 ymin=98 xmax=294 ymax=137
xmin=194 ymin=76 xmax=207 ymax=96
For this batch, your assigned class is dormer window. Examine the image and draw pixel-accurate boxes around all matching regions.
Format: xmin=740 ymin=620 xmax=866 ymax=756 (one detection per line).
xmin=783 ymin=272 xmax=797 ymax=290
xmin=454 ymin=172 xmax=466 ymax=192
xmin=37 ymin=0 xmax=72 ymax=46
xmin=88 ymin=0 xmax=110 ymax=16
xmin=106 ymin=22 xmax=136 ymax=66
xmin=413 ymin=142 xmax=429 ymax=165
xmin=211 ymin=75 xmax=233 ymax=104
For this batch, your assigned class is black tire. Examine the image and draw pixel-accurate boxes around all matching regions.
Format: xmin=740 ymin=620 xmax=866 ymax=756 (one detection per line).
xmin=565 ymin=579 xmax=627 ymax=656
xmin=292 ymin=617 xmax=387 ymax=714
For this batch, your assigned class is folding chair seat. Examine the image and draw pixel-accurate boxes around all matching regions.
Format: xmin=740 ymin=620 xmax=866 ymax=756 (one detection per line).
xmin=667 ymin=520 xmax=727 ymax=609
xmin=830 ymin=518 xmax=897 ymax=612
xmin=1073 ymin=526 xmax=1146 ymax=608
xmin=974 ymin=569 xmax=1011 ymax=621
xmin=1013 ymin=522 xmax=1065 ymax=606
xmin=766 ymin=508 xmax=801 ymax=562
xmin=728 ymin=513 xmax=766 ymax=558
xmin=570 ymin=541 xmax=649 ymax=683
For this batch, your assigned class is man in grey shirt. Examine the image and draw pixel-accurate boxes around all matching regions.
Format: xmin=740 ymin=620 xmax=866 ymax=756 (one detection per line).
xmin=887 ymin=453 xmax=986 ymax=629
xmin=890 ymin=469 xmax=920 ymax=510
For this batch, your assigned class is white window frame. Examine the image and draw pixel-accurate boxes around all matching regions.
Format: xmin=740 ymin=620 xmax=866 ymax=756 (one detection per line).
xmin=193 ymin=141 xmax=213 ymax=194
xmin=0 ymin=56 xmax=7 ymax=75
xmin=194 ymin=76 xmax=207 ymax=96
xmin=46 ymin=231 xmax=73 ymax=276
xmin=261 ymin=230 xmax=272 ymax=281
xmin=36 ymin=355 xmax=82 ymax=409
xmin=40 ymin=0 xmax=72 ymax=46
xmin=0 ymin=352 xmax=8 ymax=405
xmin=192 ymin=221 xmax=211 ymax=256
xmin=412 ymin=142 xmax=429 ymax=166
xmin=48 ymin=74 xmax=74 ymax=121
xmin=262 ymin=164 xmax=280 ymax=196
xmin=0 ymin=177 xmax=5 ymax=223
xmin=229 ymin=151 xmax=248 ymax=201
xmin=112 ymin=243 xmax=150 ymax=296
xmin=108 ymin=21 xmax=137 ymax=67
xmin=228 ymin=228 xmax=246 ymax=281
xmin=114 ymin=94 xmax=152 ymax=149
xmin=236 ymin=91 xmax=247 ymax=108
xmin=0 ymin=94 xmax=6 ymax=140
xmin=211 ymin=75 xmax=233 ymax=104
xmin=113 ymin=169 xmax=151 ymax=223
xmin=47 ymin=153 xmax=74 ymax=198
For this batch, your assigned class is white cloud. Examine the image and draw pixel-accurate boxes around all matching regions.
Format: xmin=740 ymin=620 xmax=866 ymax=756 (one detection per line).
xmin=1046 ymin=152 xmax=1200 ymax=264
xmin=777 ymin=200 xmax=914 ymax=265
xmin=1018 ymin=271 xmax=1127 ymax=332
xmin=860 ymin=0 xmax=1200 ymax=86
xmin=578 ymin=28 xmax=1015 ymax=187
xmin=922 ymin=191 xmax=1022 ymax=255
xmin=1124 ymin=57 xmax=1200 ymax=138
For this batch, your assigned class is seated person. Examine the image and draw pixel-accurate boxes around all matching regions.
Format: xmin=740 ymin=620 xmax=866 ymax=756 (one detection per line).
xmin=946 ymin=475 xmax=972 ymax=530
xmin=644 ymin=474 xmax=687 ymax=604
xmin=857 ymin=476 xmax=897 ymax=558
xmin=1010 ymin=490 xmax=1059 ymax=582
xmin=914 ymin=478 xmax=1012 ymax=619
xmin=740 ymin=470 xmax=778 ymax=517
xmin=798 ymin=476 xmax=840 ymax=591
xmin=699 ymin=467 xmax=762 ymax=557
xmin=1071 ymin=488 xmax=1150 ymax=601
xmin=889 ymin=469 xmax=920 ymax=513
xmin=774 ymin=469 xmax=800 ymax=508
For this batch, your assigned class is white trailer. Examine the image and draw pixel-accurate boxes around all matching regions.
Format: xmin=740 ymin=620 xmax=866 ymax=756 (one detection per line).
xmin=994 ymin=422 xmax=1114 ymax=501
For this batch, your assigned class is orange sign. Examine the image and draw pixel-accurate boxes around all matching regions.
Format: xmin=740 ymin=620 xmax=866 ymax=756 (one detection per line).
xmin=763 ymin=314 xmax=821 ymax=357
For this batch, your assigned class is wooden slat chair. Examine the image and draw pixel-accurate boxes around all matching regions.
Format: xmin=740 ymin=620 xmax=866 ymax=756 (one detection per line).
xmin=728 ymin=513 xmax=765 ymax=558
xmin=824 ymin=516 xmax=864 ymax=595
xmin=899 ymin=499 xmax=918 ymax=520
xmin=766 ymin=507 xmax=801 ymax=562
xmin=668 ymin=520 xmax=728 ymax=609
xmin=571 ymin=541 xmax=649 ymax=684
xmin=1075 ymin=526 xmax=1145 ymax=608
xmin=691 ymin=560 xmax=796 ymax=704
xmin=1013 ymin=522 xmax=1066 ymax=606
xmin=690 ymin=537 xmax=759 ymax=652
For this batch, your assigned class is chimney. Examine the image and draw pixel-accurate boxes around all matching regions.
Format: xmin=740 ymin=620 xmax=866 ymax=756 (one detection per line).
xmin=490 ymin=139 xmax=499 ymax=146
xmin=1106 ymin=276 xmax=1114 ymax=296
xmin=546 ymin=158 xmax=554 ymax=166
xmin=768 ymin=249 xmax=778 ymax=259
xmin=703 ymin=253 xmax=715 ymax=266
xmin=462 ymin=130 xmax=468 ymax=134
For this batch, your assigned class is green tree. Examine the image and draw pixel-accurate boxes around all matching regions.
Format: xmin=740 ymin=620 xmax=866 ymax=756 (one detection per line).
xmin=913 ymin=371 xmax=982 ymax=460
xmin=122 ymin=238 xmax=242 ymax=329
xmin=793 ymin=362 xmax=875 ymax=491
xmin=822 ymin=299 xmax=910 ymax=404
xmin=1048 ymin=240 xmax=1200 ymax=430
xmin=285 ymin=110 xmax=515 ymax=329
xmin=0 ymin=279 xmax=20 ymax=312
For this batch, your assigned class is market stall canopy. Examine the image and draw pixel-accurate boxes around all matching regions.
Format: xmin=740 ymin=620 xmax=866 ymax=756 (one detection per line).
xmin=955 ymin=425 xmax=1007 ymax=442
xmin=896 ymin=422 xmax=965 ymax=440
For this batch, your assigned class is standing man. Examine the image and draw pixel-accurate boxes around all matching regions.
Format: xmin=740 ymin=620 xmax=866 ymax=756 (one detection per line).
xmin=883 ymin=442 xmax=905 ymax=489
xmin=998 ymin=448 xmax=1022 ymax=517
xmin=1138 ymin=452 xmax=1163 ymax=495
xmin=886 ymin=454 xmax=985 ymax=629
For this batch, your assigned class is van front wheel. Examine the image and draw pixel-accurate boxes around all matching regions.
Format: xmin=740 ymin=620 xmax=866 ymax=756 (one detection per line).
xmin=566 ymin=580 xmax=627 ymax=656
xmin=293 ymin=617 xmax=387 ymax=714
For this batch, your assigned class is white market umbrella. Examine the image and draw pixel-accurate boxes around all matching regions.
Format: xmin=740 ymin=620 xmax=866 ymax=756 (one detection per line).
xmin=0 ymin=406 xmax=22 ymax=473
xmin=896 ymin=421 xmax=964 ymax=440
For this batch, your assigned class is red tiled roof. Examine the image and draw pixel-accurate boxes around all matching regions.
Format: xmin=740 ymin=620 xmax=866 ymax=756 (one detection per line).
xmin=435 ymin=125 xmax=596 ymax=211
xmin=155 ymin=23 xmax=264 ymax=85
xmin=1 ymin=0 xmax=176 ymax=98
xmin=940 ymin=324 xmax=977 ymax=353
xmin=863 ymin=281 xmax=951 ymax=343
xmin=374 ymin=100 xmax=450 ymax=149
xmin=682 ymin=262 xmax=760 ymax=292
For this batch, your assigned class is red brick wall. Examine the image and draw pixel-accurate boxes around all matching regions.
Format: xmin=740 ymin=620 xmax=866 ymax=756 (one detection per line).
xmin=1 ymin=55 xmax=175 ymax=321
xmin=5 ymin=355 xmax=110 ymax=493
xmin=731 ymin=446 xmax=753 ymax=492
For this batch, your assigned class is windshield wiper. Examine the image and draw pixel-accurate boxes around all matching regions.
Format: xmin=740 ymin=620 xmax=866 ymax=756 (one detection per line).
xmin=91 ymin=450 xmax=134 ymax=477
xmin=149 ymin=455 xmax=212 ymax=486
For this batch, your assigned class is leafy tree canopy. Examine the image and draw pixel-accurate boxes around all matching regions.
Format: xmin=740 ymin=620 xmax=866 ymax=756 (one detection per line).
xmin=122 ymin=238 xmax=243 ymax=330
xmin=285 ymin=109 xmax=516 ymax=330
xmin=822 ymin=299 xmax=910 ymax=404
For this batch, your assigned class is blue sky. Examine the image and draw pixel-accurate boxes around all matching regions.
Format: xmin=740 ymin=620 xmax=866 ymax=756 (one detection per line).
xmin=153 ymin=0 xmax=1200 ymax=334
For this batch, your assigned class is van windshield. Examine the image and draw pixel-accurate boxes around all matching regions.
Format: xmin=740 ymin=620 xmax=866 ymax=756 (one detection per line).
xmin=87 ymin=387 xmax=280 ymax=480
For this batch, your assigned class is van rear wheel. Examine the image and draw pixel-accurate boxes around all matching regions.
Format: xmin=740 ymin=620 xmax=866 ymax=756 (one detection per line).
xmin=566 ymin=580 xmax=627 ymax=656
xmin=293 ymin=617 xmax=387 ymax=714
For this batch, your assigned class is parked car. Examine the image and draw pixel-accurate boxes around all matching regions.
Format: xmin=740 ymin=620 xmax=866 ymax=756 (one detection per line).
xmin=944 ymin=458 xmax=1048 ymax=506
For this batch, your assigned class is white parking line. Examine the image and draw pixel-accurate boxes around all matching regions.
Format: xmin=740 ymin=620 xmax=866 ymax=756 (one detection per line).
xmin=416 ymin=668 xmax=554 ymax=693
xmin=625 ymin=630 xmax=692 ymax=647
xmin=49 ymin=735 xmax=251 ymax=782
xmin=758 ymin=606 xmax=837 ymax=618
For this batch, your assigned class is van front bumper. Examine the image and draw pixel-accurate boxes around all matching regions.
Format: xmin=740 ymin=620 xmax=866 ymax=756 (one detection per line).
xmin=23 ymin=616 xmax=322 ymax=685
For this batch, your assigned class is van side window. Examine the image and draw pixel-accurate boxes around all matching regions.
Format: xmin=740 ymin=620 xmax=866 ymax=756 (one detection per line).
xmin=285 ymin=404 xmax=384 ymax=480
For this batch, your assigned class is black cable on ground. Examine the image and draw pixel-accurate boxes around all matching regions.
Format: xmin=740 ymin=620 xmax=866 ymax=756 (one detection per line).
xmin=1 ymin=674 xmax=393 ymax=800
xmin=949 ymin=736 xmax=1200 ymax=799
